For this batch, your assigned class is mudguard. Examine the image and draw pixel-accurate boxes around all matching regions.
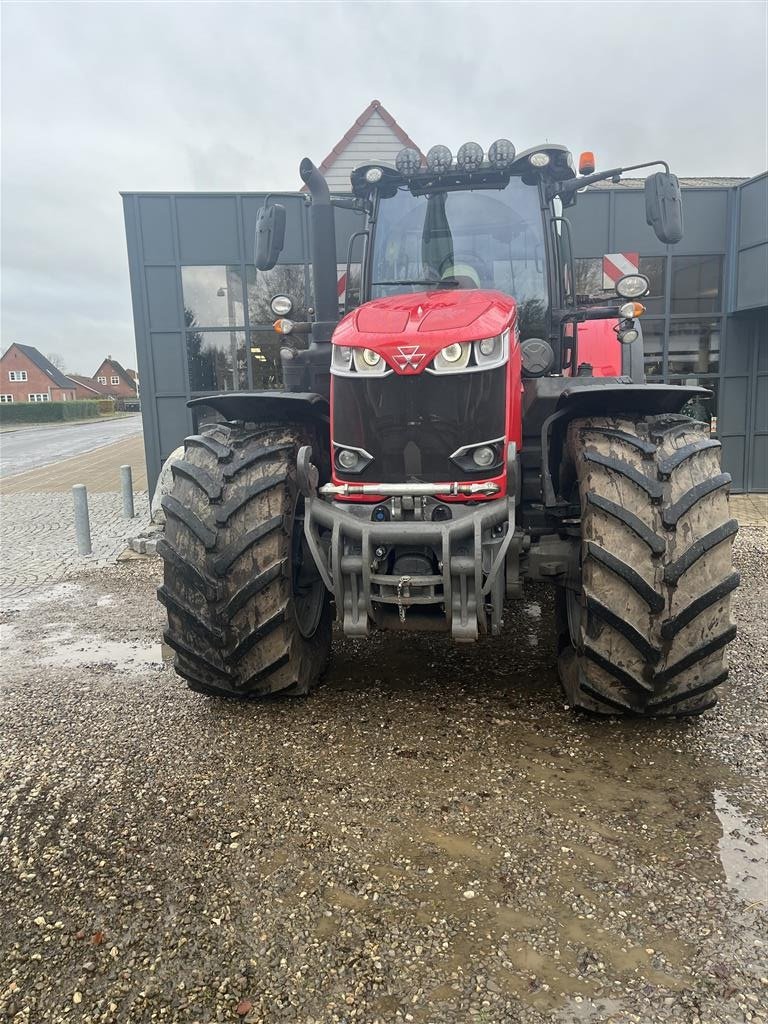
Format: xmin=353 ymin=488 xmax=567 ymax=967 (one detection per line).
xmin=187 ymin=391 xmax=329 ymax=427
xmin=534 ymin=380 xmax=713 ymax=508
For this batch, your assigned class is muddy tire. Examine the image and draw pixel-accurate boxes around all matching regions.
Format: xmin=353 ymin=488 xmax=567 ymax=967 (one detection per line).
xmin=157 ymin=421 xmax=332 ymax=697
xmin=557 ymin=414 xmax=738 ymax=716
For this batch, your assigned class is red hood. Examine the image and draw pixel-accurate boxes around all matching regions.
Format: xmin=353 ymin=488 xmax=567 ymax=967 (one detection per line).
xmin=333 ymin=289 xmax=517 ymax=374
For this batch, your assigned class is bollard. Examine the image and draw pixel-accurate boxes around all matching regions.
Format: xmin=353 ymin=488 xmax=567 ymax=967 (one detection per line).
xmin=72 ymin=484 xmax=92 ymax=555
xmin=120 ymin=464 xmax=135 ymax=519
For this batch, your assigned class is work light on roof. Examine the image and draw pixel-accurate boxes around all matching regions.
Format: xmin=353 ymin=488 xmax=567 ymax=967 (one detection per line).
xmin=488 ymin=139 xmax=516 ymax=168
xmin=364 ymin=166 xmax=383 ymax=184
xmin=529 ymin=152 xmax=550 ymax=168
xmin=426 ymin=145 xmax=453 ymax=173
xmin=395 ymin=147 xmax=422 ymax=176
xmin=456 ymin=142 xmax=484 ymax=170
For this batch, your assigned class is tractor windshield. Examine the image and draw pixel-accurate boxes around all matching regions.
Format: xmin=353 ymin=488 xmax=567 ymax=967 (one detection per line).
xmin=371 ymin=179 xmax=548 ymax=339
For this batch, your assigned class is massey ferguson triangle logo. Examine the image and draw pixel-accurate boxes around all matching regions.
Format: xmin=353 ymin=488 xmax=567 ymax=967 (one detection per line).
xmin=393 ymin=345 xmax=425 ymax=370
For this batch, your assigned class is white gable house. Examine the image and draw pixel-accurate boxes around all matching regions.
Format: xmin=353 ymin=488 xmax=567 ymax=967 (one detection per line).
xmin=303 ymin=99 xmax=423 ymax=193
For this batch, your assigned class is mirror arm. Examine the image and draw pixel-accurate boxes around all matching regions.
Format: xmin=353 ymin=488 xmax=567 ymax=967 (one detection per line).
xmin=547 ymin=159 xmax=671 ymax=201
xmin=331 ymin=198 xmax=369 ymax=212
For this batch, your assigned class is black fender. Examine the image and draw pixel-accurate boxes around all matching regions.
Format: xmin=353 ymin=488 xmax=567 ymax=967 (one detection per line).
xmin=532 ymin=380 xmax=712 ymax=508
xmin=188 ymin=390 xmax=329 ymax=428
xmin=187 ymin=391 xmax=331 ymax=478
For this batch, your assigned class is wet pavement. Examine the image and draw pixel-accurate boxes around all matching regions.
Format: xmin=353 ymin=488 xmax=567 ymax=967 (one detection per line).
xmin=0 ymin=529 xmax=766 ymax=1024
xmin=0 ymin=414 xmax=143 ymax=478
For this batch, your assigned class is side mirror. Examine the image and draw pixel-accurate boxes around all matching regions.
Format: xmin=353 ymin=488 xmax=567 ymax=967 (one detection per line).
xmin=644 ymin=172 xmax=683 ymax=244
xmin=254 ymin=203 xmax=286 ymax=270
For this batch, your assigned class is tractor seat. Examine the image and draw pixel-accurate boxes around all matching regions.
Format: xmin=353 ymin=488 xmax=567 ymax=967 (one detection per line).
xmin=440 ymin=262 xmax=481 ymax=290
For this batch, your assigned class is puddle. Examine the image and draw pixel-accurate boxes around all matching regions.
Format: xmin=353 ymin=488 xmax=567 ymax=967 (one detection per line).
xmin=308 ymin=608 xmax=766 ymax=1013
xmin=553 ymin=995 xmax=626 ymax=1021
xmin=714 ymin=791 xmax=768 ymax=905
xmin=38 ymin=633 xmax=172 ymax=670
xmin=1 ymin=581 xmax=81 ymax=611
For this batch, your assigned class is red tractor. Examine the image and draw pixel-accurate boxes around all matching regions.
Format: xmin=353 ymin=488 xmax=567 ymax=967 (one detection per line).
xmin=158 ymin=141 xmax=738 ymax=716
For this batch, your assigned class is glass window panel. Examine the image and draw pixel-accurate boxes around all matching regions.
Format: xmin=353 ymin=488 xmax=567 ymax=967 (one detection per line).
xmin=182 ymin=266 xmax=245 ymax=328
xmin=575 ymin=256 xmax=665 ymax=313
xmin=187 ymin=330 xmax=248 ymax=392
xmin=668 ymin=319 xmax=720 ymax=374
xmin=640 ymin=319 xmax=665 ymax=377
xmin=337 ymin=263 xmax=362 ymax=314
xmin=638 ymin=256 xmax=665 ymax=314
xmin=247 ymin=265 xmax=309 ymax=324
xmin=249 ymin=330 xmax=289 ymax=391
xmin=575 ymin=258 xmax=603 ymax=301
xmin=671 ymin=255 xmax=723 ymax=314
xmin=670 ymin=376 xmax=719 ymax=434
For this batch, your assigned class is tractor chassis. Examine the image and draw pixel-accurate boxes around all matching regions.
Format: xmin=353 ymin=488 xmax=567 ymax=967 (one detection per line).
xmin=305 ymin=493 xmax=513 ymax=640
xmin=300 ymin=463 xmax=577 ymax=641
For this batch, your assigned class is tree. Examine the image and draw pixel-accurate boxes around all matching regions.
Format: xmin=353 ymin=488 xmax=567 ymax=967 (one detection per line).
xmin=46 ymin=352 xmax=66 ymax=370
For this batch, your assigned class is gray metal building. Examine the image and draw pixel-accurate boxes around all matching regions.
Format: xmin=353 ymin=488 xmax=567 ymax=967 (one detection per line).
xmin=123 ymin=170 xmax=767 ymax=492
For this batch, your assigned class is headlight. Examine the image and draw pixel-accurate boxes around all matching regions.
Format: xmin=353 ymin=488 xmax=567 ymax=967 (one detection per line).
xmin=270 ymin=294 xmax=293 ymax=316
xmin=332 ymin=344 xmax=353 ymax=372
xmin=432 ymin=342 xmax=470 ymax=373
xmin=474 ymin=336 xmax=506 ymax=368
xmin=396 ymin=147 xmax=423 ymax=175
xmin=488 ymin=139 xmax=516 ymax=168
xmin=457 ymin=142 xmax=484 ymax=170
xmin=441 ymin=343 xmax=464 ymax=363
xmin=428 ymin=333 xmax=508 ymax=374
xmin=450 ymin=437 xmax=505 ymax=473
xmin=617 ymin=323 xmax=640 ymax=344
xmin=615 ymin=273 xmax=650 ymax=299
xmin=333 ymin=443 xmax=373 ymax=475
xmin=337 ymin=449 xmax=360 ymax=470
xmin=353 ymin=347 xmax=389 ymax=375
xmin=426 ymin=145 xmax=453 ymax=173
xmin=472 ymin=446 xmax=496 ymax=468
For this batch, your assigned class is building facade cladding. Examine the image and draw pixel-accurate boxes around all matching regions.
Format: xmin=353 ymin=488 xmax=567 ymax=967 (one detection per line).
xmin=0 ymin=344 xmax=76 ymax=403
xmin=567 ymin=173 xmax=767 ymax=492
xmin=122 ymin=173 xmax=768 ymax=493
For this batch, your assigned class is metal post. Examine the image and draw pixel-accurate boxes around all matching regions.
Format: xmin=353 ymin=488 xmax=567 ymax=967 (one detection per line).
xmin=72 ymin=484 xmax=92 ymax=555
xmin=120 ymin=465 xmax=135 ymax=519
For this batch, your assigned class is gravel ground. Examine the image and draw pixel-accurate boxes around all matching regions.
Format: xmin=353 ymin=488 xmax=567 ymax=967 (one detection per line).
xmin=1 ymin=529 xmax=766 ymax=1024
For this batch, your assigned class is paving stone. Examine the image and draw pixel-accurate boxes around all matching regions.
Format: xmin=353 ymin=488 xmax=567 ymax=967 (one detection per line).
xmin=0 ymin=490 xmax=151 ymax=589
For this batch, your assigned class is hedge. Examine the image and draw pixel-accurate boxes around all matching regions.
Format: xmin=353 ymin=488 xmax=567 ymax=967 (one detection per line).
xmin=0 ymin=400 xmax=104 ymax=424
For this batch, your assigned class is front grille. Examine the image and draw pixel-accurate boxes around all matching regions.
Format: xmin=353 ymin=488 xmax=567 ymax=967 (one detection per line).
xmin=332 ymin=366 xmax=507 ymax=482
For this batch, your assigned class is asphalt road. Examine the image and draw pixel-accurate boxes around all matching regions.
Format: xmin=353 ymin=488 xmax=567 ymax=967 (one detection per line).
xmin=0 ymin=414 xmax=143 ymax=478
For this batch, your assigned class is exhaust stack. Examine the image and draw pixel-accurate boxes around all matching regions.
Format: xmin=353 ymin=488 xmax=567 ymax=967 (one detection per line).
xmin=300 ymin=157 xmax=338 ymax=340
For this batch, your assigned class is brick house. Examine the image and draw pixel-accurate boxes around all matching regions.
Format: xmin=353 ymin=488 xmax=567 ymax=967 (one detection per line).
xmin=0 ymin=343 xmax=77 ymax=404
xmin=68 ymin=375 xmax=107 ymax=401
xmin=92 ymin=356 xmax=138 ymax=401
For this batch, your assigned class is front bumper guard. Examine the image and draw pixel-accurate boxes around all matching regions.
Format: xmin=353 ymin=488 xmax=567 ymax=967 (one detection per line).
xmin=302 ymin=483 xmax=514 ymax=642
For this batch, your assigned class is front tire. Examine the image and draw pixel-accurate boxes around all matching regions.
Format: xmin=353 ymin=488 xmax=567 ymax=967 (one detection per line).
xmin=157 ymin=421 xmax=332 ymax=698
xmin=557 ymin=414 xmax=738 ymax=716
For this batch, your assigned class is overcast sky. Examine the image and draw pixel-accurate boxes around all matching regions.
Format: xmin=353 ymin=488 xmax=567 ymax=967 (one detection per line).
xmin=2 ymin=0 xmax=766 ymax=374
